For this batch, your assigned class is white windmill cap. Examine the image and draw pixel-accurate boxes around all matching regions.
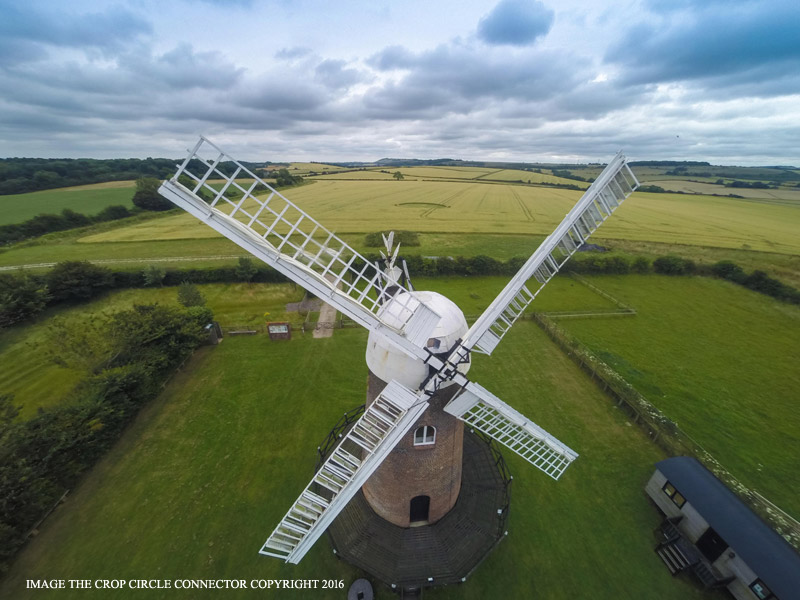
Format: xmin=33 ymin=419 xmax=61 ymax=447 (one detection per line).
xmin=368 ymin=291 xmax=469 ymax=388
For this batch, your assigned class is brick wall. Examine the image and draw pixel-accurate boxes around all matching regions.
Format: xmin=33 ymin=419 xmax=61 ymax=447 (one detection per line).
xmin=362 ymin=371 xmax=464 ymax=527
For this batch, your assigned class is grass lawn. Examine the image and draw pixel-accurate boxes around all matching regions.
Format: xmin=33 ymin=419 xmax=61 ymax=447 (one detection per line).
xmin=0 ymin=182 xmax=136 ymax=225
xmin=416 ymin=274 xmax=618 ymax=317
xmin=558 ymin=275 xmax=800 ymax=517
xmin=0 ymin=322 xmax=711 ymax=600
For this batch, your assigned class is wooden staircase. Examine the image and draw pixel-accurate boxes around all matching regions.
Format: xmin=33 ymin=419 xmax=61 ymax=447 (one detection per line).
xmin=655 ymin=518 xmax=734 ymax=590
xmin=656 ymin=540 xmax=695 ymax=575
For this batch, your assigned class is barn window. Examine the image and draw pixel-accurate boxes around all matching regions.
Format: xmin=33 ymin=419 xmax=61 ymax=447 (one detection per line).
xmin=662 ymin=481 xmax=686 ymax=509
xmin=414 ymin=425 xmax=436 ymax=446
xmin=749 ymin=578 xmax=774 ymax=600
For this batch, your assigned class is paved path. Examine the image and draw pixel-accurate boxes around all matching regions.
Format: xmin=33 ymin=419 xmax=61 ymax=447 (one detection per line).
xmin=312 ymin=301 xmax=338 ymax=338
xmin=312 ymin=274 xmax=340 ymax=338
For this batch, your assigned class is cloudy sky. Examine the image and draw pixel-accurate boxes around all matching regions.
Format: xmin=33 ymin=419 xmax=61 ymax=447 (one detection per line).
xmin=0 ymin=0 xmax=798 ymax=164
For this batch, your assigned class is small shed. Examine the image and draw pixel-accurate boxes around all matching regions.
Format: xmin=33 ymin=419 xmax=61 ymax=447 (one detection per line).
xmin=267 ymin=322 xmax=291 ymax=340
xmin=645 ymin=456 xmax=800 ymax=600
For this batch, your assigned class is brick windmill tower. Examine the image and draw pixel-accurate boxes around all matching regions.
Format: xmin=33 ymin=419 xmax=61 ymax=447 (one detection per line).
xmin=159 ymin=137 xmax=639 ymax=590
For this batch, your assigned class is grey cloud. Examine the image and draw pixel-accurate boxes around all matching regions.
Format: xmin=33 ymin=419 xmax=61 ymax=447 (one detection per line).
xmin=606 ymin=1 xmax=800 ymax=92
xmin=0 ymin=39 xmax=47 ymax=67
xmin=235 ymin=79 xmax=330 ymax=113
xmin=367 ymin=45 xmax=417 ymax=70
xmin=477 ymin=0 xmax=554 ymax=46
xmin=119 ymin=44 xmax=244 ymax=90
xmin=314 ymin=59 xmax=369 ymax=90
xmin=362 ymin=43 xmax=592 ymax=117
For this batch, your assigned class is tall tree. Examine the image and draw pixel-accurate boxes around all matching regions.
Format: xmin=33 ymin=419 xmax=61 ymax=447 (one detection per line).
xmin=132 ymin=177 xmax=173 ymax=211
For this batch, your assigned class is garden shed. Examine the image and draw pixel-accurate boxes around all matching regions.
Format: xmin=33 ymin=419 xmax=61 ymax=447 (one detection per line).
xmin=646 ymin=456 xmax=800 ymax=600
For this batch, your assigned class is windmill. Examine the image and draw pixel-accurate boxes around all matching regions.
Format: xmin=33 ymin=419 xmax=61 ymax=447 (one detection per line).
xmin=158 ymin=137 xmax=639 ymax=588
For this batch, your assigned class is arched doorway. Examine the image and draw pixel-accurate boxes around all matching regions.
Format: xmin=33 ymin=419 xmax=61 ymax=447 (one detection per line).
xmin=410 ymin=495 xmax=430 ymax=524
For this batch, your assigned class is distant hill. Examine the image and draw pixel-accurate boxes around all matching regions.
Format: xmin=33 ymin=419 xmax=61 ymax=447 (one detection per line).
xmin=2 ymin=156 xmax=797 ymax=196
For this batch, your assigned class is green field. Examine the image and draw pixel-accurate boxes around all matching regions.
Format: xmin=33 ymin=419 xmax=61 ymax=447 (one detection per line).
xmin=0 ymin=323 xmax=709 ymax=600
xmin=475 ymin=168 xmax=589 ymax=187
xmin=0 ymin=181 xmax=136 ymax=225
xmin=74 ymin=180 xmax=800 ymax=256
xmin=558 ymin=275 xmax=800 ymax=516
xmin=647 ymin=179 xmax=800 ymax=201
xmin=311 ymin=169 xmax=404 ymax=180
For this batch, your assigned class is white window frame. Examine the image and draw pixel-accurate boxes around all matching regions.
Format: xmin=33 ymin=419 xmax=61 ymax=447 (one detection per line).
xmin=413 ymin=425 xmax=436 ymax=446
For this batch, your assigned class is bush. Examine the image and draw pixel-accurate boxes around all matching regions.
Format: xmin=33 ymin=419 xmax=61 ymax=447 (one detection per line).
xmin=142 ymin=264 xmax=166 ymax=287
xmin=743 ymin=271 xmax=800 ymax=303
xmin=465 ymin=255 xmax=501 ymax=275
xmin=112 ymin=270 xmax=144 ymax=288
xmin=605 ymin=256 xmax=631 ymax=274
xmin=653 ymin=255 xmax=696 ymax=275
xmin=95 ymin=204 xmax=131 ymax=222
xmin=177 ymin=282 xmax=206 ymax=307
xmin=631 ymin=256 xmax=651 ymax=273
xmin=711 ymin=260 xmax=747 ymax=283
xmin=274 ymin=169 xmax=303 ymax=187
xmin=235 ymin=257 xmax=257 ymax=282
xmin=0 ymin=273 xmax=50 ymax=327
xmin=132 ymin=177 xmax=173 ymax=211
xmin=45 ymin=261 xmax=114 ymax=302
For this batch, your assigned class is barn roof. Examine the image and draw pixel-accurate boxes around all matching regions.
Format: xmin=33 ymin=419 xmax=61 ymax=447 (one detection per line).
xmin=657 ymin=456 xmax=800 ymax=599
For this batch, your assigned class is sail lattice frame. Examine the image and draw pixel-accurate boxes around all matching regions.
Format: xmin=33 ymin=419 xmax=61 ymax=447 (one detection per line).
xmin=167 ymin=137 xmax=432 ymax=338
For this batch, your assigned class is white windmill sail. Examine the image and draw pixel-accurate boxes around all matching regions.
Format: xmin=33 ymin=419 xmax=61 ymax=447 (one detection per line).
xmin=461 ymin=152 xmax=639 ymax=355
xmin=260 ymin=380 xmax=428 ymax=564
xmin=439 ymin=153 xmax=637 ymax=475
xmin=158 ymin=137 xmax=440 ymax=351
xmin=444 ymin=382 xmax=577 ymax=480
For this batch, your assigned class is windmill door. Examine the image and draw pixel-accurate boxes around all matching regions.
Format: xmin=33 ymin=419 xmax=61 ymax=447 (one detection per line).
xmin=410 ymin=495 xmax=430 ymax=523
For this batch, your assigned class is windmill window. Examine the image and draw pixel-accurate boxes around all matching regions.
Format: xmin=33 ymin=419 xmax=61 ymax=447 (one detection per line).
xmin=426 ymin=338 xmax=441 ymax=350
xmin=662 ymin=481 xmax=686 ymax=509
xmin=414 ymin=426 xmax=436 ymax=446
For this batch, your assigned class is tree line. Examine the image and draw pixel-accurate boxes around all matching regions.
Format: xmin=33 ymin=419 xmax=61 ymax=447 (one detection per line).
xmin=0 ymin=158 xmax=272 ymax=196
xmin=0 ymin=302 xmax=212 ymax=570
xmin=0 ymin=205 xmax=133 ymax=245
xmin=3 ymin=251 xmax=798 ymax=332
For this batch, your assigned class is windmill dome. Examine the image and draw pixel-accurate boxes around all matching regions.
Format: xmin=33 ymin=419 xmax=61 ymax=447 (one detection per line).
xmin=366 ymin=290 xmax=470 ymax=389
